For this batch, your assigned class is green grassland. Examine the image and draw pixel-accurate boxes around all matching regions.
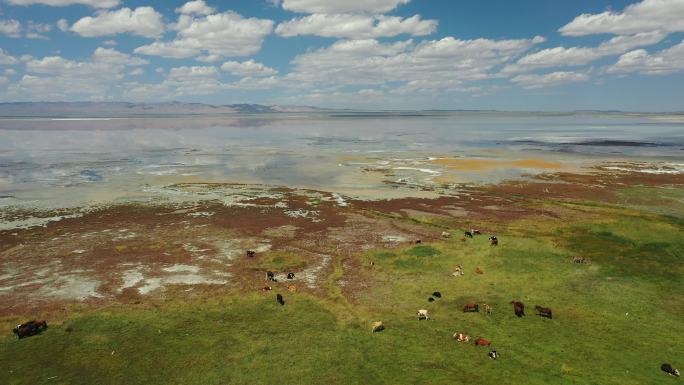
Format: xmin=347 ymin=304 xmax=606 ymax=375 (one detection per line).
xmin=1 ymin=188 xmax=683 ymax=385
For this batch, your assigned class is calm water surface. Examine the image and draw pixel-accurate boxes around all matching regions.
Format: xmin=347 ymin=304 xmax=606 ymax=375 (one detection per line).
xmin=1 ymin=112 xmax=683 ymax=208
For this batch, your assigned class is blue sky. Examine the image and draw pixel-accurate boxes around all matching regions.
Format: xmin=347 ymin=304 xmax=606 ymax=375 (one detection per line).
xmin=0 ymin=0 xmax=683 ymax=111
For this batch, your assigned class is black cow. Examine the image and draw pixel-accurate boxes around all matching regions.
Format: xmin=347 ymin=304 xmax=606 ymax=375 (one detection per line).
xmin=428 ymin=297 xmax=435 ymax=302
xmin=266 ymin=271 xmax=276 ymax=282
xmin=246 ymin=250 xmax=256 ymax=258
xmin=464 ymin=231 xmax=473 ymax=238
xmin=287 ymin=272 xmax=295 ymax=280
xmin=489 ymin=236 xmax=498 ymax=246
xmin=432 ymin=291 xmax=442 ymax=298
xmin=489 ymin=350 xmax=499 ymax=359
xmin=535 ymin=305 xmax=553 ymax=319
xmin=276 ymin=294 xmax=285 ymax=306
xmin=662 ymin=363 xmax=680 ymax=377
xmin=13 ymin=320 xmax=48 ymax=339
xmin=511 ymin=300 xmax=525 ymax=317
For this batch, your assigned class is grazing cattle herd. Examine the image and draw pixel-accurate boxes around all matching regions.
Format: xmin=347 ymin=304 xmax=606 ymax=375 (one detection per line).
xmin=8 ymin=229 xmax=679 ymax=380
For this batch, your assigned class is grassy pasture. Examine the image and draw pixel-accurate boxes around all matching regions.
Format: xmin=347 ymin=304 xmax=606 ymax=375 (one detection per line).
xmin=1 ymin=190 xmax=682 ymax=385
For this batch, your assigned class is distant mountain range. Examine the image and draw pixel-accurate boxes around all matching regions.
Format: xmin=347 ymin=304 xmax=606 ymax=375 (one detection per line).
xmin=0 ymin=102 xmax=328 ymax=117
xmin=0 ymin=102 xmax=681 ymax=117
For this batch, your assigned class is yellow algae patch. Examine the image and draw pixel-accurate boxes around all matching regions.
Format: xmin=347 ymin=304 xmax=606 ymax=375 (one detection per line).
xmin=429 ymin=158 xmax=563 ymax=171
xmin=510 ymin=159 xmax=563 ymax=169
xmin=115 ymin=245 xmax=128 ymax=253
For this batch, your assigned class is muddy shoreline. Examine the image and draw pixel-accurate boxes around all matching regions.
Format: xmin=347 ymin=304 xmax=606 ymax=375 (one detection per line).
xmin=1 ymin=167 xmax=683 ymax=318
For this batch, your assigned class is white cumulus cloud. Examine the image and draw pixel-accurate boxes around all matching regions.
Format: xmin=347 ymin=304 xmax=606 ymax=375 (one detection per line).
xmin=135 ymin=12 xmax=273 ymax=59
xmin=286 ymin=36 xmax=545 ymax=89
xmin=276 ymin=13 xmax=436 ymax=38
xmin=503 ymin=31 xmax=666 ymax=73
xmin=0 ymin=49 xmax=18 ymax=65
xmin=221 ymin=60 xmax=278 ymax=77
xmin=6 ymin=0 xmax=119 ymax=8
xmin=0 ymin=19 xmax=22 ymax=38
xmin=57 ymin=18 xmax=69 ymax=32
xmin=281 ymin=0 xmax=410 ymax=14
xmin=559 ymin=0 xmax=684 ymax=36
xmin=511 ymin=71 xmax=589 ymax=89
xmin=607 ymin=40 xmax=684 ymax=75
xmin=176 ymin=0 xmax=214 ymax=15
xmin=7 ymin=47 xmax=148 ymax=100
xmin=70 ymin=7 xmax=165 ymax=38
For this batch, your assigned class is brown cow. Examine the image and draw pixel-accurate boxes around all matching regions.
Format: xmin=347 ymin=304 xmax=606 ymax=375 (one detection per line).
xmin=262 ymin=285 xmax=272 ymax=291
xmin=13 ymin=321 xmax=47 ymax=339
xmin=511 ymin=300 xmax=525 ymax=317
xmin=535 ymin=305 xmax=553 ymax=319
xmin=463 ymin=303 xmax=479 ymax=312
xmin=475 ymin=267 xmax=484 ymax=274
xmin=453 ymin=332 xmax=470 ymax=342
xmin=474 ymin=338 xmax=491 ymax=346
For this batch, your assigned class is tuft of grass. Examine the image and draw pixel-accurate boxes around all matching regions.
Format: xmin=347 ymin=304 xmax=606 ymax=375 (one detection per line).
xmin=406 ymin=245 xmax=440 ymax=257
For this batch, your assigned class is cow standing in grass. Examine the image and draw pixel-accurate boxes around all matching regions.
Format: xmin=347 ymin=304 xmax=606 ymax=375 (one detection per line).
xmin=489 ymin=236 xmax=498 ymax=246
xmin=463 ymin=303 xmax=479 ymax=312
xmin=661 ymin=364 xmax=680 ymax=377
xmin=276 ymin=294 xmax=285 ymax=306
xmin=535 ymin=305 xmax=553 ymax=319
xmin=511 ymin=300 xmax=525 ymax=317
xmin=13 ymin=321 xmax=47 ymax=339
xmin=417 ymin=309 xmax=430 ymax=320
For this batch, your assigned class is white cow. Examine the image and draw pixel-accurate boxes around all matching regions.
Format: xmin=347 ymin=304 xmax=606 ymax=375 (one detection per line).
xmin=417 ymin=309 xmax=430 ymax=320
